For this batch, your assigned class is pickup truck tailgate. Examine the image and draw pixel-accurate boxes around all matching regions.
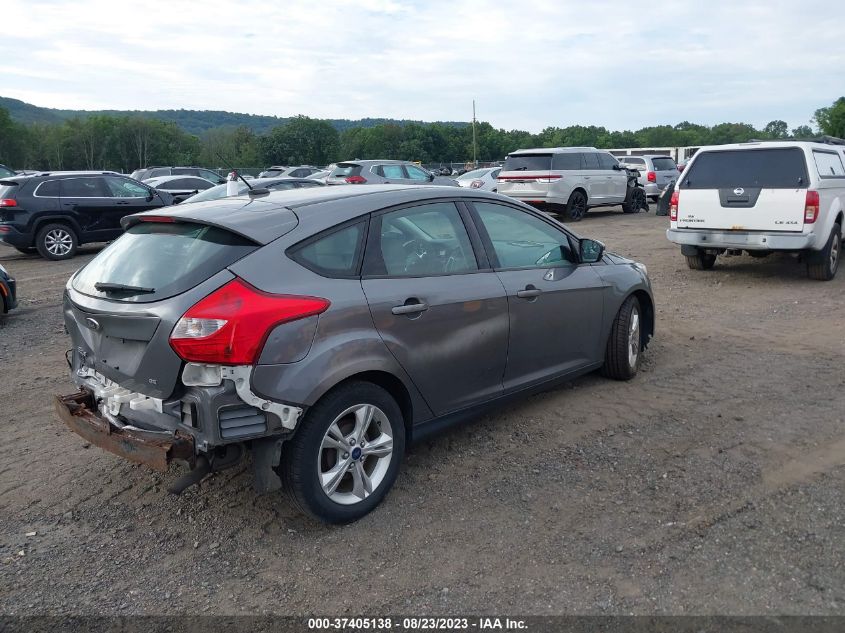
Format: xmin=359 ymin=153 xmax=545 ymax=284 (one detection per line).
xmin=677 ymin=188 xmax=807 ymax=231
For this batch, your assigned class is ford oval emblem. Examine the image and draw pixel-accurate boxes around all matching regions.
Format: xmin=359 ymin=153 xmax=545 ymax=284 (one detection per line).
xmin=84 ymin=317 xmax=101 ymax=331
xmin=733 ymin=187 xmax=745 ymax=196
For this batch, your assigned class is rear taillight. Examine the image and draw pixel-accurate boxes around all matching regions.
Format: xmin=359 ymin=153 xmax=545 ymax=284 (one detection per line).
xmin=345 ymin=175 xmax=367 ymax=184
xmin=647 ymin=171 xmax=657 ymax=183
xmin=0 ymin=199 xmax=17 ymax=207
xmin=470 ymin=179 xmax=484 ymax=189
xmin=804 ymin=190 xmax=819 ymax=224
xmin=669 ymin=191 xmax=679 ymax=221
xmin=170 ymin=278 xmax=330 ymax=365
xmin=536 ymin=175 xmax=562 ymax=183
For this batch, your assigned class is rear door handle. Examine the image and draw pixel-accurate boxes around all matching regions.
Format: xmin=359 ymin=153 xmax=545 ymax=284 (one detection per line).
xmin=516 ymin=285 xmax=542 ymax=299
xmin=391 ymin=300 xmax=429 ymax=316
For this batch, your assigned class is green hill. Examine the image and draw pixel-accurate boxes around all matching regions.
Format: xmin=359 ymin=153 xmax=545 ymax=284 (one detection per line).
xmin=0 ymin=96 xmax=468 ymax=135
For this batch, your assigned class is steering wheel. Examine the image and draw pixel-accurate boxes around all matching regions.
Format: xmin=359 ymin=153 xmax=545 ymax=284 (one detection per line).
xmin=444 ymin=245 xmax=468 ymax=273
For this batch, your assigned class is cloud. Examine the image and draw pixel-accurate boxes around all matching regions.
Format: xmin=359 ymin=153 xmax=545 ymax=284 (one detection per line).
xmin=1 ymin=0 xmax=843 ymax=132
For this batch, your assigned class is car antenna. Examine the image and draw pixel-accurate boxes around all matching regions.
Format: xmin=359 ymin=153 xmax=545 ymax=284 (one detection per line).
xmin=214 ymin=151 xmax=270 ymax=197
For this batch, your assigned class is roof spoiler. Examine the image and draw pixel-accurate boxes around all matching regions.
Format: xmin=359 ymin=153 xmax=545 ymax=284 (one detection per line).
xmin=747 ymin=136 xmax=845 ymax=146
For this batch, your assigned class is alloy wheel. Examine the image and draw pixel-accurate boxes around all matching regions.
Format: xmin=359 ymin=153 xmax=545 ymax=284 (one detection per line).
xmin=628 ymin=306 xmax=640 ymax=369
xmin=45 ymin=229 xmax=74 ymax=257
xmin=317 ymin=404 xmax=394 ymax=505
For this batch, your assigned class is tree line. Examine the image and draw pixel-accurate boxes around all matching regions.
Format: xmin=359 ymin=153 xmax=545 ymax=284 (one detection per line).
xmin=1 ymin=98 xmax=843 ymax=173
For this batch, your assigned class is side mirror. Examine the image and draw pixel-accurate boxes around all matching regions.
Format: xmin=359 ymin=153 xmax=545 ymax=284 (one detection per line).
xmin=429 ymin=173 xmax=435 ymax=182
xmin=579 ymin=238 xmax=605 ymax=263
xmin=612 ymin=164 xmax=622 ymax=171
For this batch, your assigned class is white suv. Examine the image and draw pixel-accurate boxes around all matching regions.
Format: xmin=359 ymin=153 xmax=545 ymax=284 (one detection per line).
xmin=497 ymin=147 xmax=639 ymax=221
xmin=666 ymin=141 xmax=845 ymax=280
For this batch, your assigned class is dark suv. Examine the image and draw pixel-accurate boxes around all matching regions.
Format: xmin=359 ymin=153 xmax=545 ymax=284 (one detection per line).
xmin=130 ymin=167 xmax=226 ymax=184
xmin=0 ymin=172 xmax=173 ymax=260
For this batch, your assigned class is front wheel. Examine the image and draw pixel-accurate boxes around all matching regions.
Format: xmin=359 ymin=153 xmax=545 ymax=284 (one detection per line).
xmin=806 ymin=223 xmax=841 ymax=281
xmin=602 ymin=295 xmax=642 ymax=380
xmin=622 ymin=187 xmax=648 ymax=213
xmin=279 ymin=382 xmax=405 ymax=524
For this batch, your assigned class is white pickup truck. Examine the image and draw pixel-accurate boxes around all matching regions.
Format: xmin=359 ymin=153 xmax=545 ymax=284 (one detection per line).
xmin=666 ymin=140 xmax=845 ymax=280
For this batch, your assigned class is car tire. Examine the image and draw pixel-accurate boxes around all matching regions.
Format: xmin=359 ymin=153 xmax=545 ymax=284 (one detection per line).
xmin=685 ymin=252 xmax=716 ymax=270
xmin=565 ymin=191 xmax=587 ymax=222
xmin=806 ymin=224 xmax=841 ymax=281
xmin=602 ymin=295 xmax=642 ymax=381
xmin=279 ymin=381 xmax=405 ymax=524
xmin=35 ymin=223 xmax=78 ymax=260
xmin=622 ymin=188 xmax=648 ymax=214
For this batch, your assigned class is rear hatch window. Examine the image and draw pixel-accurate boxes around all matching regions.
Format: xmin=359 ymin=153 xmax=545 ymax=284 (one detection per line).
xmin=681 ymin=148 xmax=808 ymax=189
xmin=651 ymin=157 xmax=677 ymax=171
xmin=72 ymin=222 xmax=258 ymax=303
xmin=330 ymin=163 xmax=362 ymax=177
xmin=502 ymin=154 xmax=552 ymax=172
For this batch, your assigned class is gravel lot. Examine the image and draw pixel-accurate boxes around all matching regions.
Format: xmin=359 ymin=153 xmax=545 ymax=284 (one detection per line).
xmin=1 ymin=208 xmax=843 ymax=616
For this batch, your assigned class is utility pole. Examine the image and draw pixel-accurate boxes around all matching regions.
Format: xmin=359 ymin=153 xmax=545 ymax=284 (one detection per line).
xmin=472 ymin=100 xmax=478 ymax=168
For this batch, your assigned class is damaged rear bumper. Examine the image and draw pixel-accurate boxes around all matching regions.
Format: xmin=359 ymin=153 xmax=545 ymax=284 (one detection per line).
xmin=54 ymin=390 xmax=195 ymax=472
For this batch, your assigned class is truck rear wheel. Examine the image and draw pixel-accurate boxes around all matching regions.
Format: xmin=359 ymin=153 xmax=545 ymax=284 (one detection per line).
xmin=685 ymin=252 xmax=716 ymax=270
xmin=807 ymin=223 xmax=841 ymax=281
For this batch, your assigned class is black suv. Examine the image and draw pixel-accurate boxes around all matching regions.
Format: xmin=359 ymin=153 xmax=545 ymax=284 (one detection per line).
xmin=130 ymin=166 xmax=226 ymax=184
xmin=0 ymin=172 xmax=173 ymax=260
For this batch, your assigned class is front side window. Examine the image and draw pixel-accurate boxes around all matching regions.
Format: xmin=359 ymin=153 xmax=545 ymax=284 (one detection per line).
xmin=813 ymin=151 xmax=845 ymax=177
xmin=406 ymin=165 xmax=431 ymax=181
xmin=293 ymin=223 xmax=365 ymax=277
xmin=61 ymin=177 xmax=110 ymax=198
xmin=473 ymin=202 xmax=575 ymax=269
xmin=370 ymin=202 xmax=477 ymax=277
xmin=597 ymin=153 xmax=619 ymax=170
xmin=106 ymin=176 xmax=149 ymax=198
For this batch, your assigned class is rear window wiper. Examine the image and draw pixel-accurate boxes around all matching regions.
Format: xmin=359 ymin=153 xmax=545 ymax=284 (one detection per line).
xmin=94 ymin=282 xmax=155 ymax=295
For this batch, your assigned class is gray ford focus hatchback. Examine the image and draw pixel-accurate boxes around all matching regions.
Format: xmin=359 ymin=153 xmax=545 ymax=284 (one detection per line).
xmin=57 ymin=185 xmax=654 ymax=523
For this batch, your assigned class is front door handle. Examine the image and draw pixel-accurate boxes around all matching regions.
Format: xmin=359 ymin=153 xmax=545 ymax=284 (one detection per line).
xmin=391 ymin=300 xmax=429 ymax=316
xmin=516 ymin=285 xmax=542 ymax=299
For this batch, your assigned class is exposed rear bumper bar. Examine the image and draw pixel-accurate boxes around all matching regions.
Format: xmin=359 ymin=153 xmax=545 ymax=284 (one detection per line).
xmin=54 ymin=390 xmax=195 ymax=472
xmin=666 ymin=228 xmax=817 ymax=250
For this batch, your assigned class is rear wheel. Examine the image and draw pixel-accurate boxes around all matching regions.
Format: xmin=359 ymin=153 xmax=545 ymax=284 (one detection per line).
xmin=565 ymin=191 xmax=587 ymax=222
xmin=807 ymin=223 xmax=841 ymax=281
xmin=685 ymin=252 xmax=716 ymax=270
xmin=602 ymin=295 xmax=642 ymax=380
xmin=279 ymin=381 xmax=405 ymax=524
xmin=36 ymin=223 xmax=78 ymax=260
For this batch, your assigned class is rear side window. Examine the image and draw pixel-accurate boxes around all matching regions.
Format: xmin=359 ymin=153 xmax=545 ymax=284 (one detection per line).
xmin=651 ymin=157 xmax=677 ymax=171
xmin=680 ymin=148 xmax=809 ymax=189
xmin=552 ymin=153 xmax=581 ymax=170
xmin=35 ymin=180 xmax=61 ymax=197
xmin=61 ymin=177 xmax=110 ymax=197
xmin=72 ymin=222 xmax=257 ymax=303
xmin=813 ymin=151 xmax=845 ymax=178
xmin=292 ymin=222 xmax=365 ymax=278
xmin=503 ymin=154 xmax=552 ymax=172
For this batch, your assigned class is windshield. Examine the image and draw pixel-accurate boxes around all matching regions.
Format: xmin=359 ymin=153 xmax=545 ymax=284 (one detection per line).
xmin=72 ymin=222 xmax=257 ymax=303
xmin=680 ymin=148 xmax=809 ymax=189
xmin=502 ymin=154 xmax=552 ymax=172
xmin=182 ymin=182 xmax=247 ymax=203
xmin=0 ymin=166 xmax=15 ymax=178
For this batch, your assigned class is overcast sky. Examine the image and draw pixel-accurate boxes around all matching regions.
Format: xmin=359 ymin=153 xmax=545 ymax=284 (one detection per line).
xmin=2 ymin=0 xmax=843 ymax=133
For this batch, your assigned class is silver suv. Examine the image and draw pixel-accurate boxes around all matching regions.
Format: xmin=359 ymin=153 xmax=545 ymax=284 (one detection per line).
xmin=497 ymin=147 xmax=636 ymax=221
xmin=616 ymin=155 xmax=679 ymax=200
xmin=326 ymin=160 xmax=458 ymax=186
xmin=55 ymin=185 xmax=653 ymax=524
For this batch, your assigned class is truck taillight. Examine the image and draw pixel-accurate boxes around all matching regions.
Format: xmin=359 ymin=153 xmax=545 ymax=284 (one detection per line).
xmin=345 ymin=175 xmax=367 ymax=184
xmin=170 ymin=278 xmax=330 ymax=365
xmin=804 ymin=190 xmax=819 ymax=223
xmin=647 ymin=171 xmax=656 ymax=183
xmin=669 ymin=191 xmax=679 ymax=221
